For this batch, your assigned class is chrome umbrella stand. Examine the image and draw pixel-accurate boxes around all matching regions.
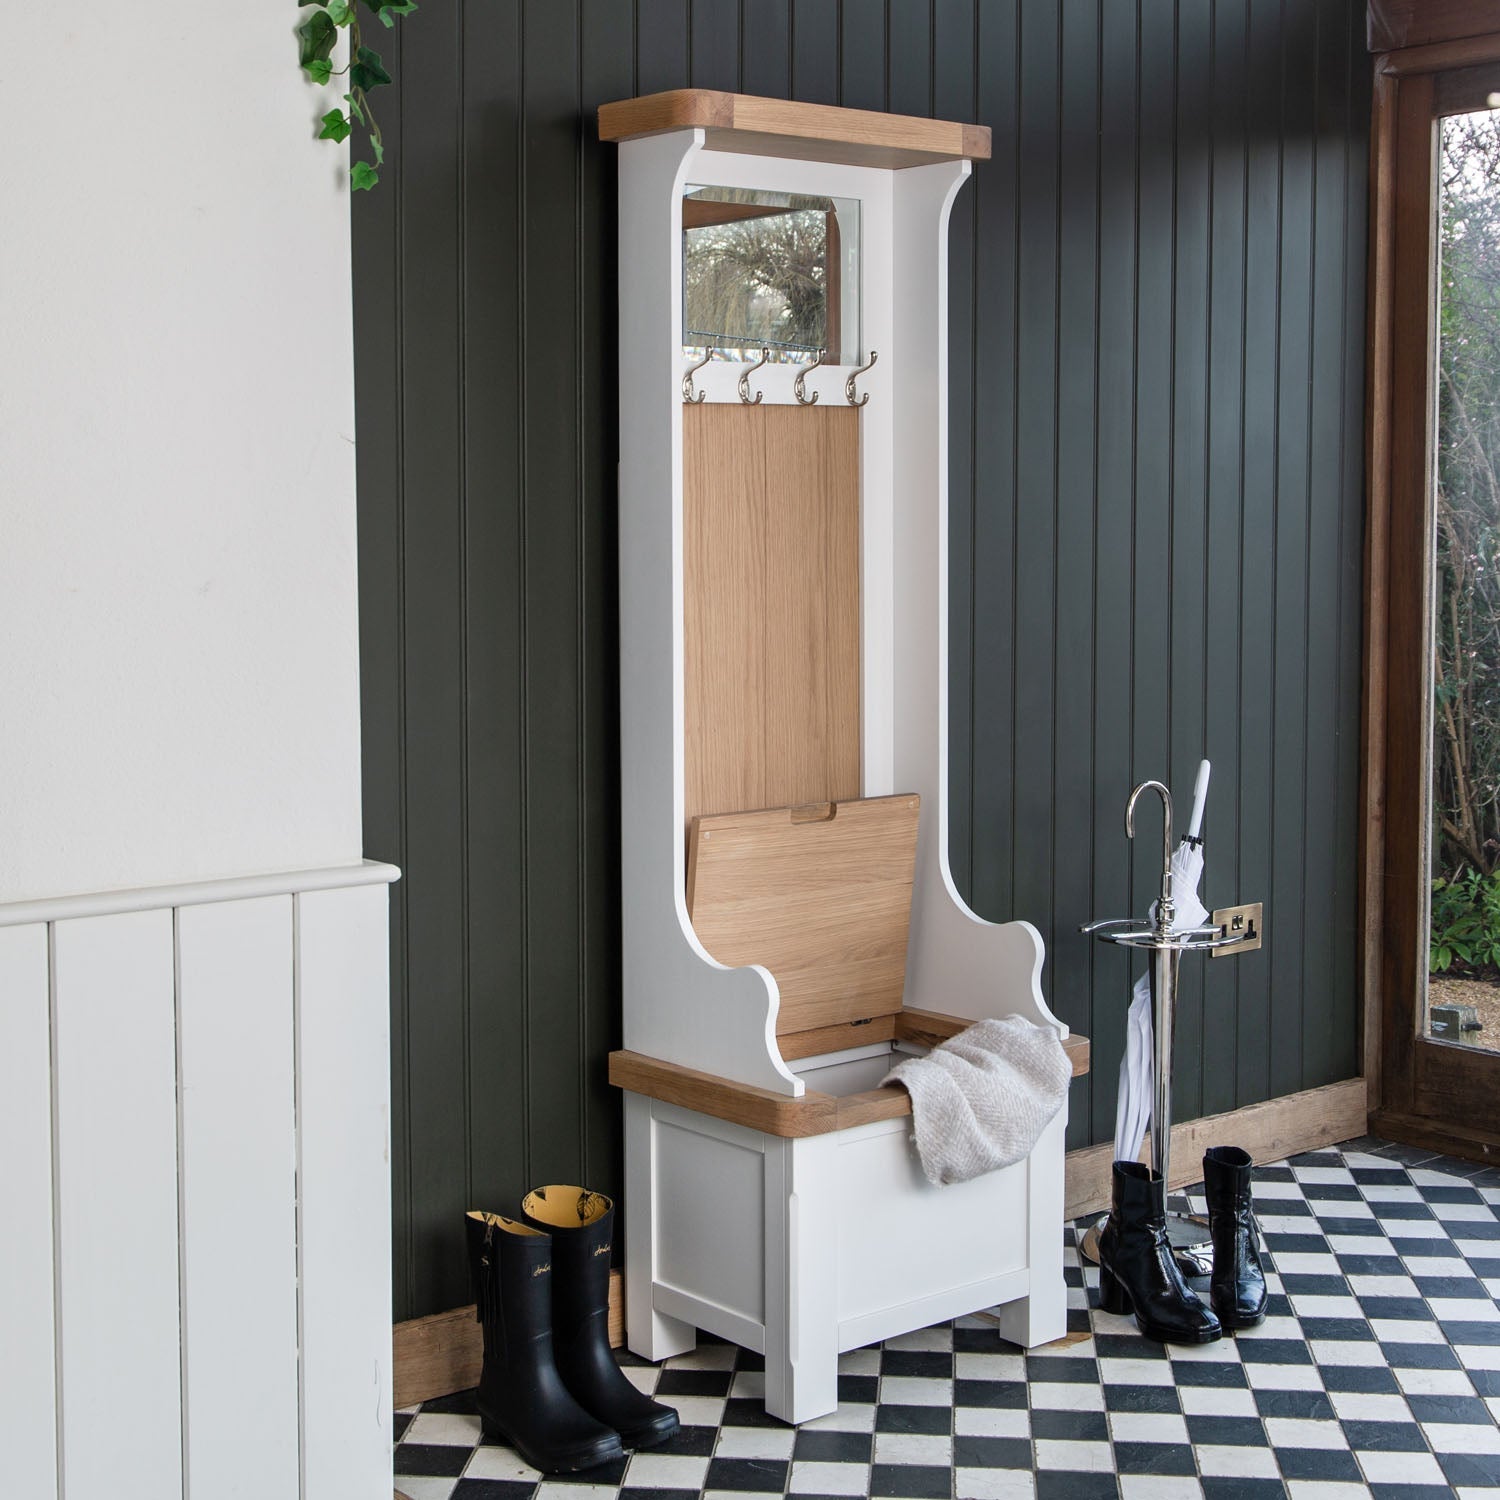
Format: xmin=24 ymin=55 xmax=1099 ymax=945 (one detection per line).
xmin=1080 ymin=780 xmax=1244 ymax=1277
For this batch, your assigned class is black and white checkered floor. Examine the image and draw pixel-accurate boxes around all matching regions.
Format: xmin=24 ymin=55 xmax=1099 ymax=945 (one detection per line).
xmin=395 ymin=1138 xmax=1500 ymax=1500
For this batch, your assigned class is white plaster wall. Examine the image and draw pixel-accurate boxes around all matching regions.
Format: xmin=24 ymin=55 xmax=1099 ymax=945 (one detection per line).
xmin=0 ymin=10 xmax=362 ymax=902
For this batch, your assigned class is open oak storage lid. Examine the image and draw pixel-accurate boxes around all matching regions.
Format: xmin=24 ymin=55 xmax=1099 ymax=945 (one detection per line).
xmin=598 ymin=89 xmax=991 ymax=169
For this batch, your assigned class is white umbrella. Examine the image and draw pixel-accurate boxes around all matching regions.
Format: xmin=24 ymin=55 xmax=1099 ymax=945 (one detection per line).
xmin=1114 ymin=760 xmax=1211 ymax=1164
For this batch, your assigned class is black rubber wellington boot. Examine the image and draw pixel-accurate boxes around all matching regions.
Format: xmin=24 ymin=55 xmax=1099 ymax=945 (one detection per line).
xmin=522 ymin=1186 xmax=680 ymax=1450
xmin=465 ymin=1211 xmax=625 ymax=1474
xmin=1097 ymin=1161 xmax=1222 ymax=1345
xmin=1203 ymin=1146 xmax=1268 ymax=1329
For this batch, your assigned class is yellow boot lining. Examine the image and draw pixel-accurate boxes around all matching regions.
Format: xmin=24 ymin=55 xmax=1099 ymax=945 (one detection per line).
xmin=522 ymin=1185 xmax=612 ymax=1228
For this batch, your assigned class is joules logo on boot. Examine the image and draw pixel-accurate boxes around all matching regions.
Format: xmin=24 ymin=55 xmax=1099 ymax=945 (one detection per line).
xmin=593 ymin=1242 xmax=611 ymax=1257
xmin=532 ymin=1262 xmax=551 ymax=1277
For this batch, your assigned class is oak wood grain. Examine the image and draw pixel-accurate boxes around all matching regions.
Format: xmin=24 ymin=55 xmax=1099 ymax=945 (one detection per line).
xmin=684 ymin=404 xmax=766 ymax=829
xmin=609 ymin=1049 xmax=840 ymax=1136
xmin=1369 ymin=0 xmax=1500 ymax=54
xmin=687 ymin=795 xmax=920 ymax=1035
xmin=683 ymin=405 xmax=861 ymax=834
xmin=598 ymin=89 xmax=991 ymax=167
xmin=762 ymin=407 xmax=862 ymax=810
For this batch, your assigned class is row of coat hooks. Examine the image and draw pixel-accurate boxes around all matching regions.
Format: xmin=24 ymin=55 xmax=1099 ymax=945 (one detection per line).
xmin=682 ymin=347 xmax=878 ymax=407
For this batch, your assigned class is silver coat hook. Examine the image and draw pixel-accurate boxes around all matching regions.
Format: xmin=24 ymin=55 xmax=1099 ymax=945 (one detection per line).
xmin=738 ymin=347 xmax=770 ymax=405
xmin=682 ymin=350 xmax=711 ymax=404
xmin=793 ymin=348 xmax=826 ymax=406
xmin=845 ymin=349 xmax=878 ymax=407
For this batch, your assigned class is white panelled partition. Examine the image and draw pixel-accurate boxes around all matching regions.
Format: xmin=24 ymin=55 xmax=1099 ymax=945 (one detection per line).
xmin=0 ymin=861 xmax=397 ymax=1500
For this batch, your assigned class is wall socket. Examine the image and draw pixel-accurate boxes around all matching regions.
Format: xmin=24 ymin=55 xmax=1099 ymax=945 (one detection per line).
xmin=1210 ymin=902 xmax=1263 ymax=958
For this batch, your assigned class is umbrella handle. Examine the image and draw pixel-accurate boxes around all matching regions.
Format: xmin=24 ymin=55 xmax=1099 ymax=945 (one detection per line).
xmin=1187 ymin=759 xmax=1211 ymax=842
xmin=1126 ymin=780 xmax=1176 ymax=934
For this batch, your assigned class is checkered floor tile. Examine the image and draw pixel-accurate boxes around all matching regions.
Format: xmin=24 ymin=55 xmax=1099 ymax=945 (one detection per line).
xmin=395 ymin=1137 xmax=1500 ymax=1500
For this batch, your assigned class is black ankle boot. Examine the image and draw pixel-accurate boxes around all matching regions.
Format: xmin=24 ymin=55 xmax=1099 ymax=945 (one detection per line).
xmin=1203 ymin=1146 xmax=1267 ymax=1329
xmin=1097 ymin=1161 xmax=1221 ymax=1344
xmin=465 ymin=1212 xmax=625 ymax=1474
xmin=522 ymin=1186 xmax=679 ymax=1450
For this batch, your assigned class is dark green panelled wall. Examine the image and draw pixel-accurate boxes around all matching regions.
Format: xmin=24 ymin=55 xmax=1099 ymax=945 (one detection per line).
xmin=355 ymin=0 xmax=1371 ymax=1322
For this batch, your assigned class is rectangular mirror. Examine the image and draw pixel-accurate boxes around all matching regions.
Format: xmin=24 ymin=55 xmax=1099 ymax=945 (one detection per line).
xmin=681 ymin=186 xmax=860 ymax=366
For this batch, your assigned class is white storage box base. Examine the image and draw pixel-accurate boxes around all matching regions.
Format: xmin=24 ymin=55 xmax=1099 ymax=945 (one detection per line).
xmin=623 ymin=1046 xmax=1067 ymax=1425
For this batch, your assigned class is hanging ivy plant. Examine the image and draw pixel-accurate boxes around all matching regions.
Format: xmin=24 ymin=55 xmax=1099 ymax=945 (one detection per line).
xmin=297 ymin=0 xmax=416 ymax=190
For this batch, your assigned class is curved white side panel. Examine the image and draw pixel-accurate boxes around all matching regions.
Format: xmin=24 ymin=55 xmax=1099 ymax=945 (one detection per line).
xmin=617 ymin=129 xmax=798 ymax=1095
xmin=890 ymin=162 xmax=1063 ymax=1036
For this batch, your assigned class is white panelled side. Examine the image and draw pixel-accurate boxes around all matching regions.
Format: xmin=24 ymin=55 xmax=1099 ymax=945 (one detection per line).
xmin=0 ymin=923 xmax=58 ymax=1497
xmin=52 ymin=909 xmax=183 ymax=1499
xmin=0 ymin=863 xmax=395 ymax=1500
xmin=616 ymin=127 xmax=801 ymax=1099
xmin=296 ymin=882 xmax=393 ymax=1500
xmin=177 ymin=896 xmax=299 ymax=1499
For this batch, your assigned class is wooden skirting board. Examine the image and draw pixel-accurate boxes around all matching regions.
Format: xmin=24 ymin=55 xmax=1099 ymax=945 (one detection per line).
xmin=393 ymin=1077 xmax=1366 ymax=1408
xmin=393 ymin=1270 xmax=625 ymax=1410
xmin=1368 ymin=1107 xmax=1500 ymax=1169
xmin=1062 ymin=1077 xmax=1369 ymax=1221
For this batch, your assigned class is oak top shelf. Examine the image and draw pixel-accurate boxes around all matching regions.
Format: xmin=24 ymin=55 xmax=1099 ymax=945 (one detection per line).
xmin=597 ymin=89 xmax=991 ymax=169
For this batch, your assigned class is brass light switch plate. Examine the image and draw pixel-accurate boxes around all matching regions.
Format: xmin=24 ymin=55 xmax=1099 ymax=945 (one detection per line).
xmin=1210 ymin=902 xmax=1263 ymax=958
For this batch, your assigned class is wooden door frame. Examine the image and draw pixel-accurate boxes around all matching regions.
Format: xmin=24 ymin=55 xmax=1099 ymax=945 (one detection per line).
xmin=1361 ymin=11 xmax=1500 ymax=1161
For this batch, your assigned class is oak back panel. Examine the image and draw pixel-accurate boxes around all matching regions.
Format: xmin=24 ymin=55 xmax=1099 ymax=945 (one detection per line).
xmin=686 ymin=795 xmax=918 ymax=1037
xmin=683 ymin=403 xmax=861 ymax=831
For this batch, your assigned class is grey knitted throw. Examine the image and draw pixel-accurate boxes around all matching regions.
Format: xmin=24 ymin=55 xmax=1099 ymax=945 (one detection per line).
xmin=882 ymin=1015 xmax=1071 ymax=1186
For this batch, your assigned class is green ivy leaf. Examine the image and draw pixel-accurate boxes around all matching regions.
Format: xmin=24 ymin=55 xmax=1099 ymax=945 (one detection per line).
xmin=298 ymin=0 xmax=323 ymax=6
xmin=351 ymin=160 xmax=380 ymax=191
xmin=368 ymin=0 xmax=418 ymax=26
xmin=351 ymin=45 xmax=392 ymax=90
xmin=328 ymin=0 xmax=353 ymax=22
xmin=319 ymin=108 xmax=352 ymax=142
xmin=305 ymin=58 xmax=334 ymax=85
xmin=372 ymin=136 xmax=385 ymax=165
xmin=344 ymin=91 xmax=366 ymax=125
xmin=297 ymin=8 xmax=338 ymax=69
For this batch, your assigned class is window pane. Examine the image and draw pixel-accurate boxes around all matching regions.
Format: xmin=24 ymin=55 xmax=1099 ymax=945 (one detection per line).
xmin=1429 ymin=108 xmax=1500 ymax=1050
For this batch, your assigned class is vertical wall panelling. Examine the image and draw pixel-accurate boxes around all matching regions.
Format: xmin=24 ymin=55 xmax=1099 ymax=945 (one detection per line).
xmin=1051 ymin=0 xmax=1101 ymax=1148
xmin=1086 ymin=0 xmax=1141 ymax=1155
xmin=176 ymin=897 xmax=299 ymax=1497
xmin=1166 ymin=0 xmax=1213 ymax=1125
xmin=400 ymin=4 xmax=470 ymax=1321
xmin=52 ymin=910 xmax=182 ymax=1498
xmin=581 ymin=0 xmax=634 ymax=1205
xmin=938 ymin=0 xmax=978 ymax=901
xmin=1201 ymin=0 xmax=1251 ymax=1123
xmin=460 ymin=0 xmax=529 ymax=1323
xmin=970 ymin=0 xmax=1020 ymax=937
xmin=0 ymin=924 xmax=56 ymax=1496
xmin=1269 ymin=1 xmax=1318 ymax=1105
xmin=2 ymin=866 xmax=396 ymax=1496
xmin=297 ymin=883 xmax=394 ymax=1500
xmin=355 ymin=0 xmax=1372 ymax=1320
xmin=1235 ymin=0 xmax=1287 ymax=1106
xmin=742 ymin=0 xmax=791 ymax=99
xmin=1012 ymin=0 xmax=1061 ymax=1038
xmin=523 ymin=0 xmax=589 ymax=1192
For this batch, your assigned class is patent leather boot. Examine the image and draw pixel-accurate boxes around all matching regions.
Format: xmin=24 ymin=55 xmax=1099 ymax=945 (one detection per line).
xmin=1203 ymin=1146 xmax=1267 ymax=1328
xmin=1097 ymin=1161 xmax=1221 ymax=1344
xmin=465 ymin=1211 xmax=625 ymax=1474
xmin=523 ymin=1186 xmax=680 ymax=1450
